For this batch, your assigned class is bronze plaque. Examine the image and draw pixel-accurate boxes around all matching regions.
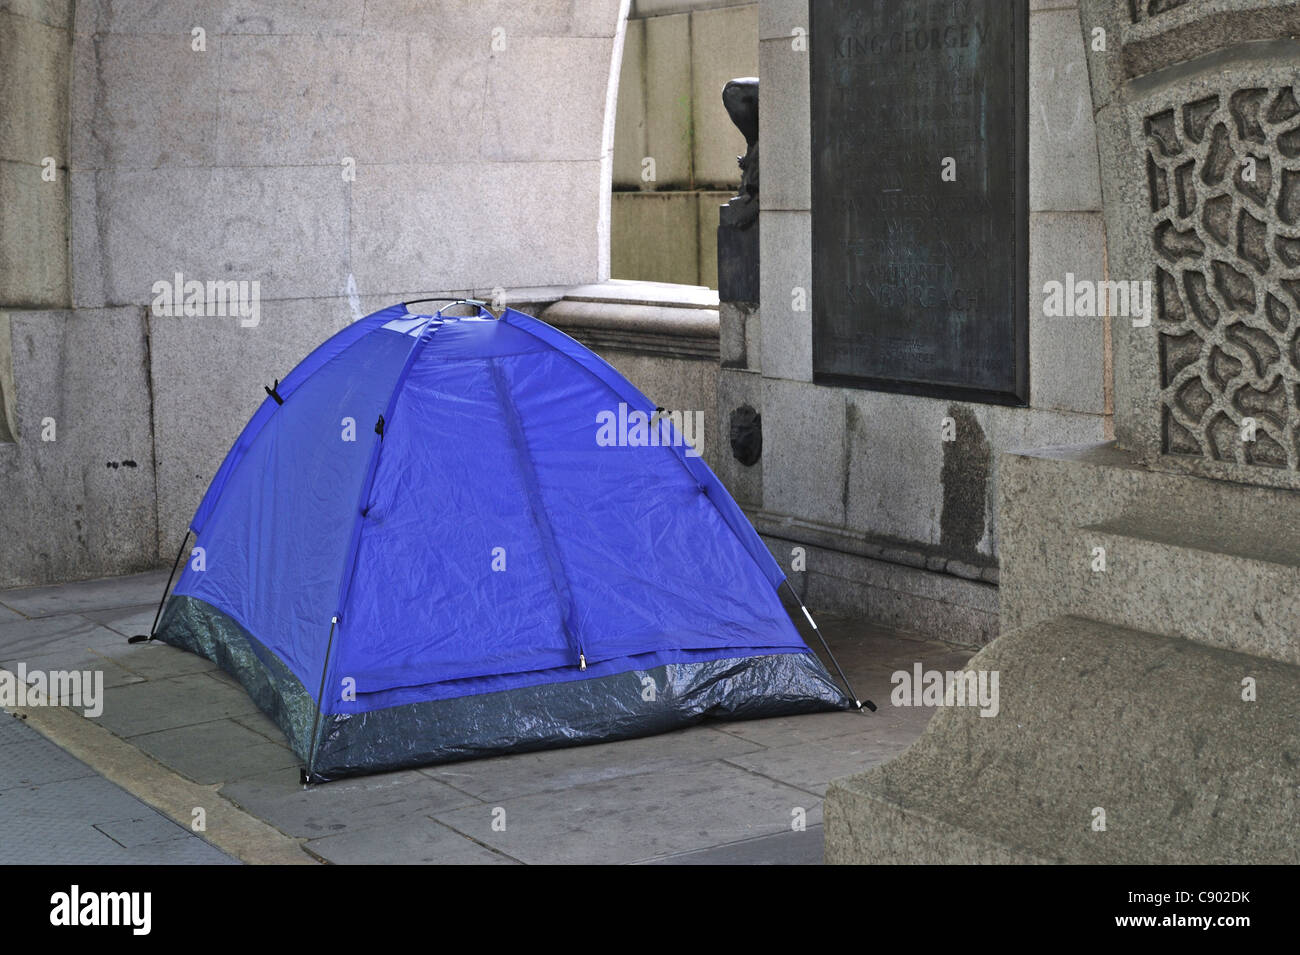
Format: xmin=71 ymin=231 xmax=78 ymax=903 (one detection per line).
xmin=810 ymin=0 xmax=1028 ymax=403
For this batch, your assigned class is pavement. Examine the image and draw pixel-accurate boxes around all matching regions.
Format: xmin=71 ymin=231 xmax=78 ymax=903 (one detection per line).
xmin=0 ymin=569 xmax=972 ymax=865
xmin=0 ymin=707 xmax=235 ymax=864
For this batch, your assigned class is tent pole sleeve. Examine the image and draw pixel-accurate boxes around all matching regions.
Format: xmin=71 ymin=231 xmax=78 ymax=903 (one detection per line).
xmin=487 ymin=359 xmax=586 ymax=669
xmin=304 ymin=617 xmax=339 ymax=785
xmin=314 ymin=320 xmax=439 ymax=782
xmin=781 ymin=580 xmax=875 ymax=713
xmin=333 ymin=319 xmax=439 ymax=620
xmin=129 ymin=530 xmax=191 ymax=644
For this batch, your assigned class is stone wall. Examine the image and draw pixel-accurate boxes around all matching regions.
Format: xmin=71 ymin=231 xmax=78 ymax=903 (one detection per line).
xmin=731 ymin=0 xmax=1113 ymax=645
xmin=0 ymin=0 xmax=631 ymax=587
xmin=610 ymin=0 xmax=755 ymax=287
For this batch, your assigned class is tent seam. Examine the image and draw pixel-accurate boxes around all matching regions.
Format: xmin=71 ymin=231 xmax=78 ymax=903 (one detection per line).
xmin=486 ymin=356 xmax=586 ymax=667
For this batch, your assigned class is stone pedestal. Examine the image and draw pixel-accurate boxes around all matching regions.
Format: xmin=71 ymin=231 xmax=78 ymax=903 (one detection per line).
xmin=825 ymin=0 xmax=1300 ymax=864
xmin=828 ymin=444 xmax=1300 ymax=863
xmin=717 ymin=218 xmax=759 ymax=304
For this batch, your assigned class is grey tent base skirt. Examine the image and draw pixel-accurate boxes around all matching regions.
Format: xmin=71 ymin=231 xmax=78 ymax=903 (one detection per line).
xmin=157 ymin=594 xmax=853 ymax=783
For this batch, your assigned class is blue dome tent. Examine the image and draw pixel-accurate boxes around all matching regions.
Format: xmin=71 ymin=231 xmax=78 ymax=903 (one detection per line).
xmin=149 ymin=302 xmax=857 ymax=782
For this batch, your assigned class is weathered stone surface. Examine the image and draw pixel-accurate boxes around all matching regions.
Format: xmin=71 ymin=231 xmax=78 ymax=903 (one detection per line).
xmin=0 ymin=1 xmax=72 ymax=31
xmin=827 ymin=615 xmax=1300 ymax=864
xmin=481 ymin=37 xmax=615 ymax=162
xmin=147 ymin=299 xmax=349 ymax=555
xmin=760 ymin=376 xmax=843 ymax=526
xmin=71 ymin=165 xmax=349 ymax=307
xmin=758 ymin=0 xmax=806 ymax=42
xmin=0 ymin=570 xmax=165 ymax=618
xmin=757 ymin=210 xmax=810 ymax=380
xmin=586 ymin=345 xmax=719 ymax=465
xmin=1110 ymin=0 xmax=1300 ymax=82
xmin=94 ymin=671 xmax=262 ymax=738
xmin=844 ymin=391 xmax=946 ymax=548
xmin=1027 ymin=212 xmax=1107 ymax=413
xmin=218 ymin=34 xmax=488 ymax=167
xmin=0 ymin=10 xmax=68 ymax=166
xmin=757 ymin=35 xmax=808 ymax=211
xmin=0 ymin=6 xmax=69 ymax=310
xmin=351 ymin=160 xmax=602 ymax=295
xmin=1028 ymin=6 xmax=1102 ymax=211
xmin=612 ymin=16 xmax=648 ymax=189
xmin=759 ymin=530 xmax=1000 ymax=647
xmin=642 ymin=12 xmax=693 ymax=188
xmin=0 ymin=159 xmax=67 ymax=307
xmin=719 ymin=301 xmax=748 ymax=367
xmin=690 ymin=4 xmax=756 ymax=189
xmin=0 ymin=310 xmax=157 ymax=588
xmin=74 ymin=0 xmax=365 ymax=35
xmin=1000 ymin=443 xmax=1300 ymax=665
xmin=981 ymin=405 xmax=1106 ymax=552
xmin=356 ymin=0 xmax=597 ymax=37
xmin=611 ymin=191 xmax=700 ymax=284
xmin=70 ymin=33 xmax=222 ymax=170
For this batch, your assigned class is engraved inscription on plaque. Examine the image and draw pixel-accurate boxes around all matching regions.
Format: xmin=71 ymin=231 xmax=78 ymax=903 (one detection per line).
xmin=810 ymin=0 xmax=1028 ymax=403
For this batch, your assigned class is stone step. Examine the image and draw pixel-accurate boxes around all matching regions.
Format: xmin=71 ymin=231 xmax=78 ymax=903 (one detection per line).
xmin=824 ymin=615 xmax=1300 ymax=864
xmin=999 ymin=444 xmax=1300 ymax=667
xmin=1074 ymin=508 xmax=1300 ymax=666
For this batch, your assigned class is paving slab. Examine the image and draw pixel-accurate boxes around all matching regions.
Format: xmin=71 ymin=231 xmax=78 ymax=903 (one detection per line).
xmin=0 ymin=614 xmax=148 ymax=693
xmin=422 ymin=725 xmax=765 ymax=801
xmin=0 ymin=569 xmax=168 ymax=618
xmin=93 ymin=671 xmax=262 ymax=738
xmin=98 ymin=637 xmax=219 ymax=681
xmin=306 ymin=816 xmax=520 ymax=865
xmin=131 ymin=718 xmax=300 ymax=785
xmin=0 ymin=713 xmax=30 ymax=745
xmin=0 ymin=736 xmax=96 ymax=788
xmin=232 ymin=709 xmax=295 ymax=745
xmin=93 ymin=813 xmax=196 ymax=849
xmin=0 ymin=714 xmax=235 ymax=865
xmin=0 ymin=613 xmax=126 ymax=665
xmin=644 ymin=825 xmax=825 ymax=865
xmin=3 ymin=653 xmax=144 ymax=691
xmin=81 ymin=602 xmax=158 ymax=638
xmin=433 ymin=762 xmax=822 ymax=865
xmin=220 ymin=768 xmax=484 ymax=840
xmin=723 ymin=734 xmax=903 ymax=796
xmin=711 ymin=709 xmax=873 ymax=748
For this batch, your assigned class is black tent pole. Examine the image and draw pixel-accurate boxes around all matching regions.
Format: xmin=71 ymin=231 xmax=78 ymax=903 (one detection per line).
xmin=402 ymin=297 xmax=489 ymax=310
xmin=302 ymin=616 xmax=339 ymax=787
xmin=128 ymin=530 xmax=191 ymax=644
xmin=781 ymin=580 xmax=875 ymax=713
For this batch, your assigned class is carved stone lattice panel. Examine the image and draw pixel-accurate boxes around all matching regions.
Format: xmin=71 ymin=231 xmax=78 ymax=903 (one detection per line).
xmin=1129 ymin=0 xmax=1194 ymax=23
xmin=1145 ymin=85 xmax=1300 ymax=469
